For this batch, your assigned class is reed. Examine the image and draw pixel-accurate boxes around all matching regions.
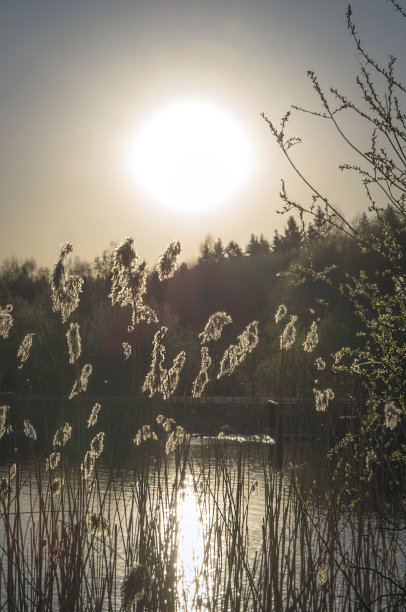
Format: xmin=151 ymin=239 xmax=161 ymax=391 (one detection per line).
xmin=0 ymin=240 xmax=405 ymax=610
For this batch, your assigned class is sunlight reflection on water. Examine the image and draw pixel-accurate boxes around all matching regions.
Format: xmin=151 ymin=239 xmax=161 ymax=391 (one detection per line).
xmin=175 ymin=484 xmax=208 ymax=610
xmin=1 ymin=437 xmax=405 ymax=611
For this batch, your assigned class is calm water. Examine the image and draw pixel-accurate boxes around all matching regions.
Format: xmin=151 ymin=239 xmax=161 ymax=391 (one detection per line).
xmin=0 ymin=437 xmax=404 ymax=611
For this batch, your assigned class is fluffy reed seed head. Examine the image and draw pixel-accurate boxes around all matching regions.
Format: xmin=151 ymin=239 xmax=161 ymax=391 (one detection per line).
xmin=45 ymin=452 xmax=61 ymax=471
xmin=122 ymin=341 xmax=131 ymax=361
xmin=134 ymin=424 xmax=158 ymax=446
xmin=217 ymin=321 xmax=259 ymax=379
xmin=53 ymin=422 xmax=72 ymax=448
xmin=69 ymin=363 xmax=92 ymax=399
xmin=142 ymin=327 xmax=167 ymax=398
xmin=17 ymin=333 xmax=34 ymax=369
xmin=199 ymin=311 xmax=232 ymax=344
xmin=121 ymin=563 xmax=150 ymax=611
xmin=110 ymin=237 xmax=157 ymax=330
xmin=166 ymin=425 xmax=189 ymax=454
xmin=192 ymin=346 xmax=212 ymax=398
xmin=24 ymin=419 xmax=37 ymax=441
xmin=66 ymin=322 xmax=81 ymax=365
xmin=51 ymin=478 xmax=63 ymax=496
xmin=280 ymin=315 xmax=298 ymax=350
xmin=275 ymin=304 xmax=287 ymax=324
xmin=384 ymin=401 xmax=402 ymax=430
xmin=87 ymin=403 xmax=101 ymax=428
xmin=163 ymin=350 xmax=186 ymax=399
xmin=0 ymin=406 xmax=10 ymax=439
xmin=303 ymin=321 xmax=318 ymax=353
xmin=50 ymin=242 xmax=83 ymax=323
xmin=81 ymin=450 xmax=95 ymax=480
xmin=156 ymin=240 xmax=182 ymax=281
xmin=0 ymin=304 xmax=13 ymax=339
xmin=315 ymin=357 xmax=326 ymax=370
xmin=313 ymin=388 xmax=335 ymax=412
xmin=156 ymin=415 xmax=176 ymax=432
xmin=317 ymin=562 xmax=328 ymax=586
xmin=90 ymin=432 xmax=105 ymax=459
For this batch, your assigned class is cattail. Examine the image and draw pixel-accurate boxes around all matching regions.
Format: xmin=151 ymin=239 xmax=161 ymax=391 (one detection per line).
xmin=50 ymin=242 xmax=83 ymax=323
xmin=315 ymin=357 xmax=326 ymax=370
xmin=122 ymin=342 xmax=131 ymax=361
xmin=192 ymin=346 xmax=212 ymax=398
xmin=87 ymin=403 xmax=101 ymax=428
xmin=53 ymin=423 xmax=72 ymax=448
xmin=45 ymin=452 xmax=61 ymax=471
xmin=90 ymin=432 xmax=105 ymax=459
xmin=69 ymin=363 xmax=92 ymax=399
xmin=0 ymin=304 xmax=13 ymax=338
xmin=156 ymin=240 xmax=182 ymax=281
xmin=274 ymin=304 xmax=287 ymax=324
xmin=199 ymin=311 xmax=232 ymax=344
xmin=313 ymin=388 xmax=335 ymax=412
xmin=24 ymin=419 xmax=37 ymax=441
xmin=280 ymin=315 xmax=298 ymax=350
xmin=303 ymin=321 xmax=318 ymax=353
xmin=384 ymin=401 xmax=402 ymax=430
xmin=134 ymin=424 xmax=158 ymax=446
xmin=121 ymin=563 xmax=150 ymax=611
xmin=66 ymin=322 xmax=81 ymax=364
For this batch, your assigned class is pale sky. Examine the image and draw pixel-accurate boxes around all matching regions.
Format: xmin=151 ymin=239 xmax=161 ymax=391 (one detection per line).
xmin=0 ymin=0 xmax=405 ymax=269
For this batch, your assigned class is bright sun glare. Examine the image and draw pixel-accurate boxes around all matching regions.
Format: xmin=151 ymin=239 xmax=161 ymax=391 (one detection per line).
xmin=132 ymin=101 xmax=253 ymax=213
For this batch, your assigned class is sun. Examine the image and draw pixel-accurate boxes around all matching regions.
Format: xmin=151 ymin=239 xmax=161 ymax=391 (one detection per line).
xmin=131 ymin=101 xmax=253 ymax=213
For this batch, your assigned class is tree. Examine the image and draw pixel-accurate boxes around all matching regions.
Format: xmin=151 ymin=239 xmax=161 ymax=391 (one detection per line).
xmin=224 ymin=240 xmax=243 ymax=259
xmin=263 ymin=0 xmax=406 ymax=526
xmin=245 ymin=233 xmax=271 ymax=257
xmin=272 ymin=216 xmax=302 ymax=253
xmin=198 ymin=235 xmax=225 ymax=265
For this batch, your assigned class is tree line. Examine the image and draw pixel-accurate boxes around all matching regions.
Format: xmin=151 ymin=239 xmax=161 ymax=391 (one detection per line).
xmin=1 ymin=208 xmax=404 ymax=402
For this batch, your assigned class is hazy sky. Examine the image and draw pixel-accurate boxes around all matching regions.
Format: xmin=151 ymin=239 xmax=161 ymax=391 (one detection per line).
xmin=0 ymin=0 xmax=405 ymax=269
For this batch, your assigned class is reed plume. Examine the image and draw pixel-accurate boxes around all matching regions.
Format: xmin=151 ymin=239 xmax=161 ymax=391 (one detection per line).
xmin=50 ymin=242 xmax=83 ymax=323
xmin=0 ymin=304 xmax=13 ymax=338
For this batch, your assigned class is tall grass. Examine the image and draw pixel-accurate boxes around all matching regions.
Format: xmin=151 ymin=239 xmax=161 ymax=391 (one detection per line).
xmin=0 ymin=240 xmax=405 ymax=610
xmin=1 ymin=433 xmax=405 ymax=610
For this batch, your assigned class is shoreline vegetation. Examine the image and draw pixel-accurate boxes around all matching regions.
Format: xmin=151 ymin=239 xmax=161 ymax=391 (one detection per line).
xmin=1 ymin=2 xmax=406 ymax=608
xmin=0 ymin=234 xmax=405 ymax=610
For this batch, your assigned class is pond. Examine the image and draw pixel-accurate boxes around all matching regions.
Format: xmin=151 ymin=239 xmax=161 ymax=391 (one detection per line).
xmin=0 ymin=434 xmax=405 ymax=611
